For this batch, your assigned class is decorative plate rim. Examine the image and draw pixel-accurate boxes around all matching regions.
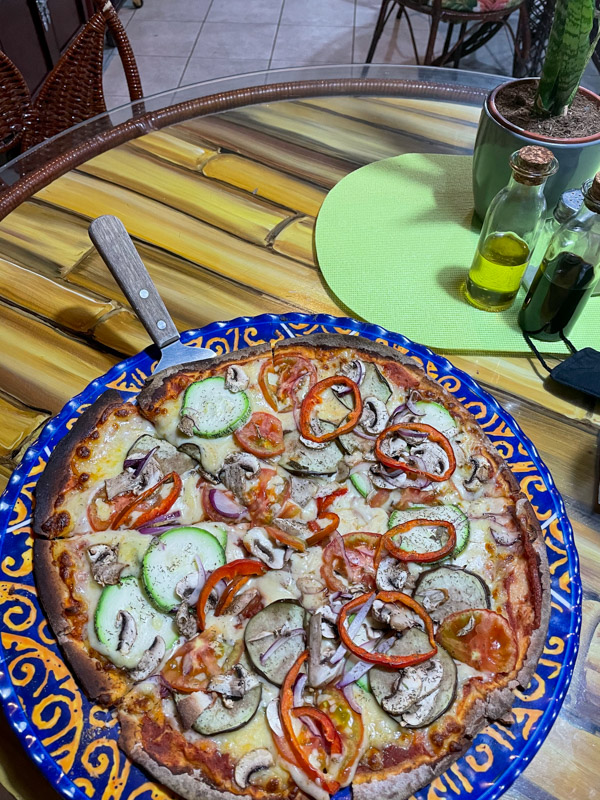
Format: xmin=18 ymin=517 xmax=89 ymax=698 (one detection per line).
xmin=0 ymin=312 xmax=582 ymax=800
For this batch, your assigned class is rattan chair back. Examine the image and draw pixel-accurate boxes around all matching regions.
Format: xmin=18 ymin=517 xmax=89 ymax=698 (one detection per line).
xmin=21 ymin=1 xmax=143 ymax=150
xmin=0 ymin=51 xmax=31 ymax=155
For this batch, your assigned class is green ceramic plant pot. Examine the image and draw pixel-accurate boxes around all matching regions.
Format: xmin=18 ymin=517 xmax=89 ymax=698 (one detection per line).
xmin=472 ymin=78 xmax=600 ymax=220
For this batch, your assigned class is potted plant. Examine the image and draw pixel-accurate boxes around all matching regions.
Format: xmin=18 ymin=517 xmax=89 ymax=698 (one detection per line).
xmin=472 ymin=0 xmax=600 ymax=219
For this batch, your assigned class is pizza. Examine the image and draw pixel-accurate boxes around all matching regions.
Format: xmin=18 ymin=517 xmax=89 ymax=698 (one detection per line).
xmin=32 ymin=333 xmax=550 ymax=800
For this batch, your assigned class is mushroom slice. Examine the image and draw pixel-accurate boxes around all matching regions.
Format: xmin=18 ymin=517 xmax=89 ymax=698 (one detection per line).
xmin=464 ymin=453 xmax=496 ymax=491
xmin=176 ymin=690 xmax=214 ymax=730
xmin=220 ymin=453 xmax=260 ymax=501
xmin=128 ymin=635 xmax=165 ymax=681
xmin=376 ymin=557 xmax=409 ymax=592
xmin=116 ymin=610 xmax=137 ymax=655
xmin=225 ymin=365 xmax=249 ymax=393
xmin=308 ymin=611 xmax=344 ymax=688
xmin=360 ymin=396 xmax=389 ymax=435
xmin=127 ymin=434 xmax=195 ymax=477
xmin=175 ymin=572 xmax=201 ymax=603
xmin=207 ymin=664 xmax=259 ymax=699
xmin=243 ymin=527 xmax=285 ymax=569
xmin=234 ymin=749 xmax=274 ymax=788
xmin=228 ymin=588 xmax=261 ymax=616
xmin=372 ymin=599 xmax=419 ymax=632
xmin=382 ymin=659 xmax=443 ymax=716
xmin=175 ymin=601 xmax=198 ymax=639
xmin=370 ymin=628 xmax=457 ymax=728
xmin=274 ymin=518 xmax=310 ymax=539
xmin=409 ymin=441 xmax=450 ymax=478
xmin=289 ymin=476 xmax=318 ymax=506
xmin=87 ymin=544 xmax=125 ymax=586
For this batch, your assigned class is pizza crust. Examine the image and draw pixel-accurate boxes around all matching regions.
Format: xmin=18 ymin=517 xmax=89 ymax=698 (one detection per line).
xmin=33 ymin=537 xmax=131 ymax=705
xmin=33 ymin=389 xmax=124 ymax=538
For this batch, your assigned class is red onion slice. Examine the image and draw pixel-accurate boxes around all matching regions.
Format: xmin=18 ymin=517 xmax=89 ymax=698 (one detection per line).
xmin=406 ymin=391 xmax=425 ymax=416
xmin=299 ymin=714 xmax=321 ymax=736
xmin=336 ymin=637 xmax=395 ymax=688
xmin=266 ymin=699 xmax=284 ymax=737
xmin=208 ymin=488 xmax=246 ymax=519
xmin=293 ymin=673 xmax=307 ymax=707
xmin=330 ymin=593 xmax=375 ymax=665
xmin=353 ymin=428 xmax=377 ymax=441
xmin=187 ymin=556 xmax=206 ymax=606
xmin=260 ymin=628 xmax=305 ymax=664
xmin=342 ymin=684 xmax=362 ymax=714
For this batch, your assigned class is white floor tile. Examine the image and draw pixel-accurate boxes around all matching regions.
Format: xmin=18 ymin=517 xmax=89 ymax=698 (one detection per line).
xmin=192 ymin=22 xmax=278 ymax=60
xmin=272 ymin=24 xmax=354 ymax=65
xmin=181 ymin=58 xmax=271 ymax=85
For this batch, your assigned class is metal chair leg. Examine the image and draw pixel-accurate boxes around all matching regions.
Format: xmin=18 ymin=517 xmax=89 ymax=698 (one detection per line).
xmin=441 ymin=22 xmax=455 ymax=62
xmin=453 ymin=22 xmax=467 ymax=68
xmin=366 ymin=0 xmax=396 ymax=63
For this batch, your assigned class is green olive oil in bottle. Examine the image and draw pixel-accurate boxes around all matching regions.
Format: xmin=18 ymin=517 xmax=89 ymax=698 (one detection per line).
xmin=465 ymin=146 xmax=558 ymax=312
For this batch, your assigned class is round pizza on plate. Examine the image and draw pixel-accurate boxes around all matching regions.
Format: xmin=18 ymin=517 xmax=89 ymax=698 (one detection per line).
xmin=33 ymin=333 xmax=549 ymax=800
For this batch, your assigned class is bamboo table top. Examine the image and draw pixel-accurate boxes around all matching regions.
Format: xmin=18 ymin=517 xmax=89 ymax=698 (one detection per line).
xmin=0 ymin=65 xmax=597 ymax=800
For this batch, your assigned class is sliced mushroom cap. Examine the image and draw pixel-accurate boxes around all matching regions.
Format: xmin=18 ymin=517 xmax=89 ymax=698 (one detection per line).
xmin=116 ymin=610 xmax=137 ymax=655
xmin=175 ymin=571 xmax=201 ymax=603
xmin=220 ymin=453 xmax=260 ymax=501
xmin=234 ymin=749 xmax=274 ymax=788
xmin=228 ymin=588 xmax=261 ymax=616
xmin=273 ymin=518 xmax=310 ymax=539
xmin=128 ymin=635 xmax=166 ymax=681
xmin=225 ymin=365 xmax=249 ymax=393
xmin=243 ymin=527 xmax=285 ymax=569
xmin=372 ymin=599 xmax=419 ymax=632
xmin=382 ymin=658 xmax=444 ymax=716
xmin=376 ymin=557 xmax=409 ymax=592
xmin=307 ymin=611 xmax=344 ymax=688
xmin=207 ymin=664 xmax=259 ymax=699
xmin=370 ymin=463 xmax=407 ymax=489
xmin=87 ymin=544 xmax=125 ymax=586
xmin=177 ymin=690 xmax=215 ymax=729
xmin=409 ymin=441 xmax=450 ymax=477
xmin=340 ymin=359 xmax=364 ymax=385
xmin=464 ymin=454 xmax=495 ymax=490
xmin=105 ymin=455 xmax=163 ymax=501
xmin=175 ymin=601 xmax=198 ymax=639
xmin=289 ymin=476 xmax=319 ymax=506
xmin=360 ymin=396 xmax=389 ymax=435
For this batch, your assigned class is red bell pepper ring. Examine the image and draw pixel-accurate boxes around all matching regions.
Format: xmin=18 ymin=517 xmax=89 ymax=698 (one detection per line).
xmin=291 ymin=707 xmax=343 ymax=755
xmin=317 ymin=487 xmax=348 ymax=513
xmin=299 ymin=376 xmax=363 ymax=443
xmin=197 ymin=559 xmax=267 ymax=631
xmin=214 ymin=574 xmax=250 ymax=616
xmin=337 ymin=591 xmax=437 ymax=667
xmin=280 ymin=651 xmax=341 ymax=795
xmin=383 ymin=518 xmax=456 ymax=563
xmin=375 ymin=423 xmax=456 ymax=482
xmin=258 ymin=354 xmax=317 ymax=412
xmin=111 ymin=472 xmax=182 ymax=529
xmin=307 ymin=512 xmax=339 ymax=547
xmin=266 ymin=525 xmax=306 ymax=552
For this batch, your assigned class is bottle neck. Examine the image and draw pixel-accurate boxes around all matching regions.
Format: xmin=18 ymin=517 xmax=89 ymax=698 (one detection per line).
xmin=507 ymin=175 xmax=546 ymax=198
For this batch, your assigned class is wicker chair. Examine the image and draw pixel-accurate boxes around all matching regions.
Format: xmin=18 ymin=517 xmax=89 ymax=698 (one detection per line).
xmin=366 ymin=0 xmax=530 ymax=75
xmin=8 ymin=0 xmax=142 ymax=152
xmin=0 ymin=51 xmax=31 ymax=156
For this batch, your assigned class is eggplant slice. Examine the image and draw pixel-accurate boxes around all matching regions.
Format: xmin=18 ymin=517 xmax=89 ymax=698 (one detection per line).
xmin=370 ymin=628 xmax=457 ymax=728
xmin=413 ymin=566 xmax=490 ymax=624
xmin=278 ymin=432 xmax=340 ymax=476
xmin=244 ymin=600 xmax=306 ymax=685
xmin=191 ymin=685 xmax=262 ymax=735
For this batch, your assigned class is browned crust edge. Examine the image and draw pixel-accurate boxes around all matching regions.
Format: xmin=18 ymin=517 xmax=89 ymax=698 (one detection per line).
xmin=33 ymin=389 xmax=124 ymax=537
xmin=119 ymin=710 xmax=281 ymax=800
xmin=33 ymin=537 xmax=130 ymax=706
xmin=137 ymin=342 xmax=272 ymax=418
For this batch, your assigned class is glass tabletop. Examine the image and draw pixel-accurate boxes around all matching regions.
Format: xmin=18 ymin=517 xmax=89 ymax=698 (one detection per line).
xmin=0 ymin=64 xmax=501 ymax=190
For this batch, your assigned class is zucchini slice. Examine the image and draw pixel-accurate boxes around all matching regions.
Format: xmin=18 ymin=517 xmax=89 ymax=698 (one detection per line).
xmin=412 ymin=401 xmax=457 ymax=437
xmin=142 ymin=527 xmax=225 ymax=612
xmin=191 ymin=522 xmax=228 ymax=549
xmin=94 ymin=576 xmax=177 ymax=669
xmin=244 ymin=600 xmax=306 ymax=685
xmin=389 ymin=505 xmax=469 ymax=558
xmin=350 ymin=472 xmax=370 ymax=498
xmin=370 ymin=628 xmax=457 ymax=728
xmin=413 ymin=565 xmax=490 ymax=624
xmin=181 ymin=377 xmax=250 ymax=438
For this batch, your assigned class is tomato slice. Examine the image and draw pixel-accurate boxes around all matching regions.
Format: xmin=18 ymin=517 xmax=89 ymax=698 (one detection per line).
xmin=258 ymin=355 xmax=317 ymax=412
xmin=343 ymin=532 xmax=381 ymax=591
xmin=234 ymin=412 xmax=285 ymax=458
xmin=245 ymin=468 xmax=290 ymax=525
xmin=316 ymin=687 xmax=364 ymax=787
xmin=161 ymin=630 xmax=225 ymax=693
xmin=436 ymin=609 xmax=517 ymax=674
xmin=87 ymin=487 xmax=135 ymax=532
xmin=321 ymin=532 xmax=354 ymax=592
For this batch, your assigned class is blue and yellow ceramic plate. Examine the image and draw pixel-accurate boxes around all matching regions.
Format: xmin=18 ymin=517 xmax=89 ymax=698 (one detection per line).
xmin=0 ymin=314 xmax=581 ymax=800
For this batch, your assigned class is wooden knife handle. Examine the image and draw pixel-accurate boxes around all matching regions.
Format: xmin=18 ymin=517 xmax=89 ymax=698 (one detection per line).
xmin=89 ymin=215 xmax=179 ymax=349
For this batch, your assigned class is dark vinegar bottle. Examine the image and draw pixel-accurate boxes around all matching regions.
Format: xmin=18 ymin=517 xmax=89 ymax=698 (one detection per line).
xmin=519 ymin=174 xmax=600 ymax=341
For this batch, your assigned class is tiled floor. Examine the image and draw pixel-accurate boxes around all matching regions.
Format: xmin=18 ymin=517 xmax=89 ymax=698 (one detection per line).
xmin=103 ymin=0 xmax=600 ymax=109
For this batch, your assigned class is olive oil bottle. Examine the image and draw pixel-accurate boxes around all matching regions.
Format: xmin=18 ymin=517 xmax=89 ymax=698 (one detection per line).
xmin=465 ymin=146 xmax=558 ymax=312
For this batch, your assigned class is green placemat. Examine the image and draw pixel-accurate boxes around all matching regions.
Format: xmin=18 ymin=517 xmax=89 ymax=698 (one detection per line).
xmin=315 ymin=153 xmax=599 ymax=354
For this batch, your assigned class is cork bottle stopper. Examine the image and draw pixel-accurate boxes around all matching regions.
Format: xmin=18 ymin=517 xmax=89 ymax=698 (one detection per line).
xmin=587 ymin=172 xmax=600 ymax=203
xmin=511 ymin=146 xmax=557 ymax=185
xmin=517 ymin=146 xmax=555 ymax=170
